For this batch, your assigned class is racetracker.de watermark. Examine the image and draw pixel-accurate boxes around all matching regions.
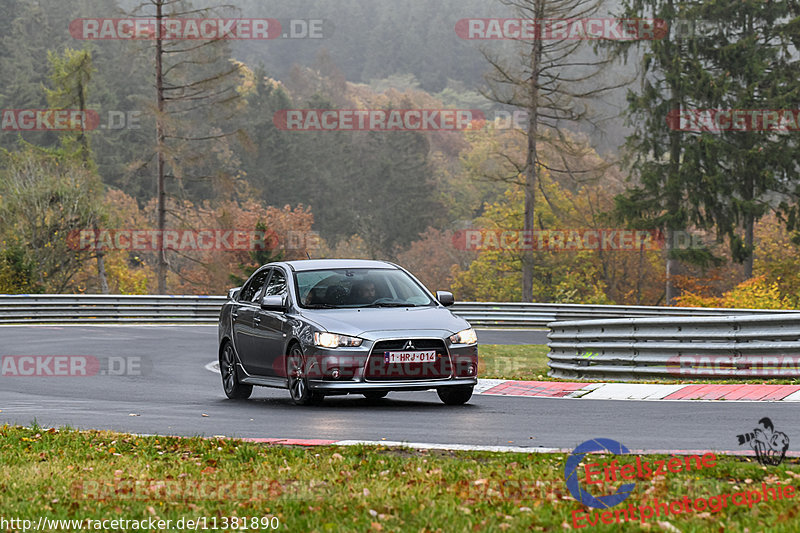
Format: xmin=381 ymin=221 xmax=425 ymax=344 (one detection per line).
xmin=66 ymin=229 xmax=321 ymax=252
xmin=72 ymin=479 xmax=286 ymax=501
xmin=274 ymin=109 xmax=483 ymax=132
xmin=455 ymin=18 xmax=730 ymax=41
xmin=1 ymin=356 xmax=149 ymax=377
xmin=668 ymin=109 xmax=800 ymax=132
xmin=1 ymin=110 xmax=141 ymax=132
xmin=70 ymin=18 xmax=328 ymax=40
xmin=268 ymin=354 xmax=478 ymax=381
xmin=455 ymin=18 xmax=667 ymax=40
xmin=667 ymin=355 xmax=800 ymax=377
xmin=451 ymin=229 xmax=705 ymax=252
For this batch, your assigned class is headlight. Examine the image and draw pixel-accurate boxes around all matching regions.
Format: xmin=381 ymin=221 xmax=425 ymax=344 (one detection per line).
xmin=449 ymin=328 xmax=478 ymax=345
xmin=314 ymin=332 xmax=363 ymax=348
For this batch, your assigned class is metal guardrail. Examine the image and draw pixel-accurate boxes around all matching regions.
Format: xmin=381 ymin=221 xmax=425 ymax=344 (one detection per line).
xmin=0 ymin=295 xmax=227 ymax=324
xmin=547 ymin=314 xmax=800 ymax=380
xmin=0 ymin=295 xmax=798 ymax=326
xmin=450 ymin=302 xmax=798 ymax=327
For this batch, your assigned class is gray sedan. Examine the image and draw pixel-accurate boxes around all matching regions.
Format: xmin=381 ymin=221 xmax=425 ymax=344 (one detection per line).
xmin=218 ymin=259 xmax=478 ymax=405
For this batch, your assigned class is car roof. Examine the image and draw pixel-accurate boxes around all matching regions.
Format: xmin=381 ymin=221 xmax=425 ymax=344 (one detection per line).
xmin=281 ymin=259 xmax=399 ymax=272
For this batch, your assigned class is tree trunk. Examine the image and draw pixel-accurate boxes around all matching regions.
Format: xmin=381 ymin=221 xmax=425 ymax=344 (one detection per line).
xmin=156 ymin=0 xmax=167 ymax=295
xmin=77 ymin=72 xmax=109 ymax=294
xmin=665 ymin=230 xmax=677 ymax=306
xmin=636 ymin=241 xmax=644 ymax=305
xmin=522 ymin=0 xmax=544 ymax=303
xmin=96 ymin=255 xmax=109 ymax=294
xmin=665 ymin=0 xmax=681 ymax=306
xmin=744 ymin=213 xmax=754 ymax=279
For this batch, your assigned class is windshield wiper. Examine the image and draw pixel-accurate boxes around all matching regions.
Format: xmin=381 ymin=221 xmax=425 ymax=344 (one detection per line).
xmin=305 ymin=303 xmax=339 ymax=309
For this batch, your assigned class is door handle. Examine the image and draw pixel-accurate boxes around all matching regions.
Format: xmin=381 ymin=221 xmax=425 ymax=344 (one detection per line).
xmin=253 ymin=315 xmax=261 ymax=325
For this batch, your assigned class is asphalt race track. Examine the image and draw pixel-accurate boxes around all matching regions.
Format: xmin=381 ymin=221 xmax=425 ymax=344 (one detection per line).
xmin=1 ymin=325 xmax=798 ymax=453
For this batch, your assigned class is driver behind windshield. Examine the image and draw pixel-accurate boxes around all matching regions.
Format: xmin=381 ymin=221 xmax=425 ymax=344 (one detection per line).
xmin=350 ymin=279 xmax=377 ymax=304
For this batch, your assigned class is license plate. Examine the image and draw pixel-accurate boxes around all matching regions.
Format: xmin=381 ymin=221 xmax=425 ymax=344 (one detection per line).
xmin=384 ymin=351 xmax=437 ymax=364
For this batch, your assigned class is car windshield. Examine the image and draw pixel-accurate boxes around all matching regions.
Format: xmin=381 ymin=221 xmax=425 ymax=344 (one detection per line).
xmin=295 ymin=268 xmax=435 ymax=308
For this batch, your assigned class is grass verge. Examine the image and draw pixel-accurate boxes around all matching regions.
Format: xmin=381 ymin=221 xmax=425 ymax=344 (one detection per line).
xmin=1 ymin=426 xmax=799 ymax=532
xmin=478 ymin=344 xmax=551 ymax=381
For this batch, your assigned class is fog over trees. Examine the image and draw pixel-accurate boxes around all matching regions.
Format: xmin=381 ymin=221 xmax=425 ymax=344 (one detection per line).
xmin=2 ymin=0 xmax=799 ymax=308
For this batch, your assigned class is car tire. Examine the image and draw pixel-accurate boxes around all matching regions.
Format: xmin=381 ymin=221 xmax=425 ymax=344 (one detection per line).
xmin=220 ymin=342 xmax=253 ymax=400
xmin=287 ymin=345 xmax=323 ymax=406
xmin=363 ymin=391 xmax=388 ymax=400
xmin=437 ymin=386 xmax=473 ymax=405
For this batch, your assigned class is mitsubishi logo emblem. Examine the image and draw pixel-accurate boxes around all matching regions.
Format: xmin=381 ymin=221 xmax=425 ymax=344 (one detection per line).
xmin=403 ymin=340 xmax=416 ymax=351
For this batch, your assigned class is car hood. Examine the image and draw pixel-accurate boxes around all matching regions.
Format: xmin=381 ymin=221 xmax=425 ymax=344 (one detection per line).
xmin=299 ymin=306 xmax=470 ymax=338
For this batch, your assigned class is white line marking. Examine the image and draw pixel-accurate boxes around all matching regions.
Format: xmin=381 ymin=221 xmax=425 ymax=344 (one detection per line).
xmin=783 ymin=390 xmax=800 ymax=402
xmin=579 ymin=383 xmax=686 ymax=400
xmin=474 ymin=379 xmax=507 ymax=393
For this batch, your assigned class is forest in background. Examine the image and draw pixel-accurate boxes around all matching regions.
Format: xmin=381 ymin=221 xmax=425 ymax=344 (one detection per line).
xmin=1 ymin=0 xmax=800 ymax=309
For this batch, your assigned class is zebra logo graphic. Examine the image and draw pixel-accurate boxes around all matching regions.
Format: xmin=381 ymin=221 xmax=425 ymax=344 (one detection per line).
xmin=737 ymin=417 xmax=789 ymax=466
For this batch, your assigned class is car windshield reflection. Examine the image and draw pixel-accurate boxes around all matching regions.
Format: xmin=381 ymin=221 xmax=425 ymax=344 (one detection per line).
xmin=296 ymin=268 xmax=434 ymax=309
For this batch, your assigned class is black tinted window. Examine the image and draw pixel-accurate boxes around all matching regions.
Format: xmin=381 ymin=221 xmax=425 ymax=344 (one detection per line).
xmin=264 ymin=269 xmax=287 ymax=297
xmin=296 ymin=268 xmax=433 ymax=308
xmin=240 ymin=269 xmax=270 ymax=303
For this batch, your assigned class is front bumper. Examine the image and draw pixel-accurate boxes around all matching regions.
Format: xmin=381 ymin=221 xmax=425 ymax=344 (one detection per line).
xmin=303 ymin=331 xmax=478 ymax=393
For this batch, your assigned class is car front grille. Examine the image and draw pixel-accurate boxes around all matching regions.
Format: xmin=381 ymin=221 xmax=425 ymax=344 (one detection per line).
xmin=364 ymin=339 xmax=452 ymax=381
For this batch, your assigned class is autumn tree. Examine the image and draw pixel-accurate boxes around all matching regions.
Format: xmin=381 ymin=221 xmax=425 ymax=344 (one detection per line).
xmin=451 ymin=186 xmax=614 ymax=303
xmin=479 ymin=0 xmax=628 ymax=301
xmin=159 ymin=200 xmax=316 ymax=295
xmin=130 ymin=0 xmax=249 ymax=293
xmin=0 ymin=144 xmax=104 ymax=293
xmin=229 ymin=220 xmax=286 ymax=287
xmin=395 ymin=228 xmax=477 ymax=294
xmin=450 ymin=126 xmax=669 ymax=304
xmin=44 ymin=48 xmax=110 ymax=293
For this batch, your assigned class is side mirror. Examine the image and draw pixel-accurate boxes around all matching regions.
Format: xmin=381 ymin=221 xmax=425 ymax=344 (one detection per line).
xmin=228 ymin=287 xmax=241 ymax=300
xmin=436 ymin=291 xmax=455 ymax=307
xmin=261 ymin=294 xmax=287 ymax=312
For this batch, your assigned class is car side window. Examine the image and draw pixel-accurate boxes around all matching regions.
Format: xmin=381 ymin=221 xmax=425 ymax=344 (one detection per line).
xmin=239 ymin=269 xmax=271 ymax=303
xmin=264 ymin=268 xmax=287 ymax=297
